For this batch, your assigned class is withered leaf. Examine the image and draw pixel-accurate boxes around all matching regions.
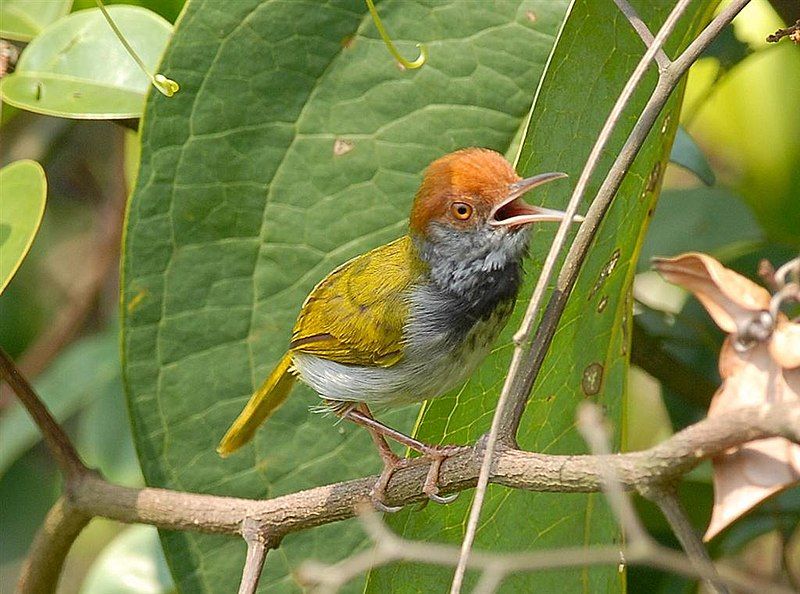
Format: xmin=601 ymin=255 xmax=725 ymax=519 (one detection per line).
xmin=654 ymin=252 xmax=800 ymax=540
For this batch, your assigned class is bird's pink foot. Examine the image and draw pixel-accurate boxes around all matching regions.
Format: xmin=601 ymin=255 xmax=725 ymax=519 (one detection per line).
xmin=370 ymin=453 xmax=411 ymax=513
xmin=417 ymin=444 xmax=469 ymax=504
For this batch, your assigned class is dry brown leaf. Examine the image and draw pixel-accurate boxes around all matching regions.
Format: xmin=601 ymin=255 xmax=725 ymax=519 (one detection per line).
xmin=654 ymin=252 xmax=800 ymax=541
xmin=770 ymin=320 xmax=800 ymax=369
xmin=653 ymin=252 xmax=771 ymax=334
xmin=705 ymin=339 xmax=800 ymax=540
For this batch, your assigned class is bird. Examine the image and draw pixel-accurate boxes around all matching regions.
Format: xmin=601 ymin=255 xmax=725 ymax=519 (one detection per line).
xmin=217 ymin=147 xmax=576 ymax=511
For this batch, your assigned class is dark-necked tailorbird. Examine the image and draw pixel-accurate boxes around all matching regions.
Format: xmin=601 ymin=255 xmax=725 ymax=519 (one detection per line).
xmin=218 ymin=148 xmax=577 ymax=511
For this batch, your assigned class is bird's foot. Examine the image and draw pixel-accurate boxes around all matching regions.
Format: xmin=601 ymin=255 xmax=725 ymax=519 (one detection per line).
xmin=370 ymin=453 xmax=410 ymax=513
xmin=417 ymin=444 xmax=470 ymax=504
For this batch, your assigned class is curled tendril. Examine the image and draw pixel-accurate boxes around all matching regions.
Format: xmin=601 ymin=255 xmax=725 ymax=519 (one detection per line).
xmin=95 ymin=0 xmax=179 ymax=97
xmin=365 ymin=0 xmax=427 ymax=69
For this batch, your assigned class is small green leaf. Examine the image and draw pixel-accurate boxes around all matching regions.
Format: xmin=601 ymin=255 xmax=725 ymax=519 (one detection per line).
xmin=0 ymin=6 xmax=172 ymax=119
xmin=0 ymin=0 xmax=73 ymax=42
xmin=80 ymin=526 xmax=176 ymax=594
xmin=0 ymin=160 xmax=46 ymax=294
xmin=669 ymin=127 xmax=716 ymax=186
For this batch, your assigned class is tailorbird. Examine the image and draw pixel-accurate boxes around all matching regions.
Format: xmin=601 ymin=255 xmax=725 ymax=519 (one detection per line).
xmin=218 ymin=148 xmax=576 ymax=511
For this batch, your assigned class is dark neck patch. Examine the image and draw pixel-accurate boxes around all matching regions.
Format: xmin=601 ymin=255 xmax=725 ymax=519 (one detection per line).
xmin=411 ymin=225 xmax=528 ymax=339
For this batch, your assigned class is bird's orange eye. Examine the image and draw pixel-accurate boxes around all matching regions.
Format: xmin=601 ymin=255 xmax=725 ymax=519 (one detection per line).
xmin=451 ymin=202 xmax=473 ymax=220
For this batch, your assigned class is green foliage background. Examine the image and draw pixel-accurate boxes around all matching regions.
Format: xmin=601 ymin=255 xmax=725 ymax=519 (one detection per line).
xmin=1 ymin=0 xmax=797 ymax=592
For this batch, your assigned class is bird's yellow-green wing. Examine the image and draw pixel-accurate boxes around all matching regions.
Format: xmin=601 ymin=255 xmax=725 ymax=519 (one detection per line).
xmin=290 ymin=236 xmax=425 ymax=367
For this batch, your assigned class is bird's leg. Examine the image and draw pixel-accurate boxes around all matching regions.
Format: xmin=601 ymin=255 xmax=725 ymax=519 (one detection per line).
xmin=339 ymin=403 xmax=466 ymax=505
xmin=331 ymin=402 xmax=407 ymax=513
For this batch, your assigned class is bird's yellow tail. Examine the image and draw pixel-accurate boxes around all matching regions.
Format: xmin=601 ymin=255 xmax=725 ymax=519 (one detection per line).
xmin=217 ymin=353 xmax=295 ymax=457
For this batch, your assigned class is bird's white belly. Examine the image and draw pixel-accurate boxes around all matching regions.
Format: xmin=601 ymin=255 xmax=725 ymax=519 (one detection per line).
xmin=292 ymin=304 xmax=510 ymax=407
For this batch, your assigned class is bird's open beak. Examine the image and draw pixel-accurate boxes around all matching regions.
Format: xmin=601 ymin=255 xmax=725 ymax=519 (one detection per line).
xmin=489 ymin=172 xmax=581 ymax=228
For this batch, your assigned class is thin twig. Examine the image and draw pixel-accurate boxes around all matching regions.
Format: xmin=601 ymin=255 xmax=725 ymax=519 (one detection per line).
xmin=612 ymin=0 xmax=672 ymax=70
xmin=766 ymin=19 xmax=800 ymax=43
xmin=498 ymin=0 xmax=752 ymax=439
xmin=452 ymin=2 xmax=696 ymax=590
xmin=16 ymin=497 xmax=91 ymax=594
xmin=577 ymin=402 xmax=651 ymax=546
xmin=295 ymin=510 xmax=792 ymax=594
xmin=646 ymin=487 xmax=728 ymax=594
xmin=0 ymin=347 xmax=86 ymax=478
xmin=238 ymin=518 xmax=275 ymax=594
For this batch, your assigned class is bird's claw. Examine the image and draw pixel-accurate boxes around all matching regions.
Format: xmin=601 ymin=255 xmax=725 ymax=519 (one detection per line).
xmin=421 ymin=444 xmax=469 ymax=505
xmin=370 ymin=496 xmax=403 ymax=513
xmin=426 ymin=491 xmax=459 ymax=504
xmin=370 ymin=455 xmax=409 ymax=513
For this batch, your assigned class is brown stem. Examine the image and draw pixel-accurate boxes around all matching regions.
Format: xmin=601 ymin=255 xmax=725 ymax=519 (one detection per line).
xmin=766 ymin=19 xmax=799 ymax=43
xmin=645 ymin=486 xmax=728 ymax=594
xmin=237 ymin=518 xmax=277 ymax=594
xmin=16 ymin=497 xmax=91 ymax=594
xmin=0 ymin=347 xmax=86 ymax=478
xmin=498 ymin=0 xmax=752 ymax=439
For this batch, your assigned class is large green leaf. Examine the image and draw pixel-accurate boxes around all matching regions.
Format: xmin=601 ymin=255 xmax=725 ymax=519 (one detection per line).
xmin=0 ymin=6 xmax=172 ymax=119
xmin=122 ymin=1 xmax=568 ymax=592
xmin=0 ymin=160 xmax=46 ymax=294
xmin=0 ymin=0 xmax=72 ymax=42
xmin=367 ymin=2 xmax=716 ymax=592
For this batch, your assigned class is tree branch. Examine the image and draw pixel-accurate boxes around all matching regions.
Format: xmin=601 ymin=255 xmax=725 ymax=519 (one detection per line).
xmin=458 ymin=1 xmax=751 ymax=591
xmin=238 ymin=518 xmax=276 ymax=594
xmin=58 ymin=403 xmax=798 ymax=541
xmin=7 ymin=332 xmax=798 ymax=592
xmin=611 ymin=0 xmax=672 ymax=70
xmin=499 ymin=0 xmax=751 ymax=442
xmin=454 ymin=1 xmax=698 ymax=585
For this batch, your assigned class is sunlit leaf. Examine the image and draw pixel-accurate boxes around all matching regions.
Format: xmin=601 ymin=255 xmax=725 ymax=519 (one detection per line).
xmin=0 ymin=0 xmax=73 ymax=42
xmin=122 ymin=1 xmax=569 ymax=591
xmin=0 ymin=160 xmax=46 ymax=294
xmin=0 ymin=6 xmax=172 ymax=119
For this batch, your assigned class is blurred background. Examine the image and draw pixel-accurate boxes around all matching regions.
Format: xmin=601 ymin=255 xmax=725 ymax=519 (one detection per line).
xmin=1 ymin=0 xmax=797 ymax=592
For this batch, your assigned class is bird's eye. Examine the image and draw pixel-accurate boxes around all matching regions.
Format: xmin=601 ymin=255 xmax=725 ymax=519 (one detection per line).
xmin=451 ymin=202 xmax=473 ymax=220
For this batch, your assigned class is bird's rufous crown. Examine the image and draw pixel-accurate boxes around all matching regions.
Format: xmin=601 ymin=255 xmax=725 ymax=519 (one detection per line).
xmin=409 ymin=148 xmax=520 ymax=234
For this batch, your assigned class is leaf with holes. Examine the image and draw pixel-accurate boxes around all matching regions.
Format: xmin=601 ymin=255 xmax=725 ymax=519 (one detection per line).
xmin=122 ymin=1 xmax=570 ymax=591
xmin=367 ymin=2 xmax=717 ymax=592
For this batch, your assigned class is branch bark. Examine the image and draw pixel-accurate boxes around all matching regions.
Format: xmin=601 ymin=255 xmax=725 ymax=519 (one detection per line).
xmin=58 ymin=403 xmax=799 ymax=541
